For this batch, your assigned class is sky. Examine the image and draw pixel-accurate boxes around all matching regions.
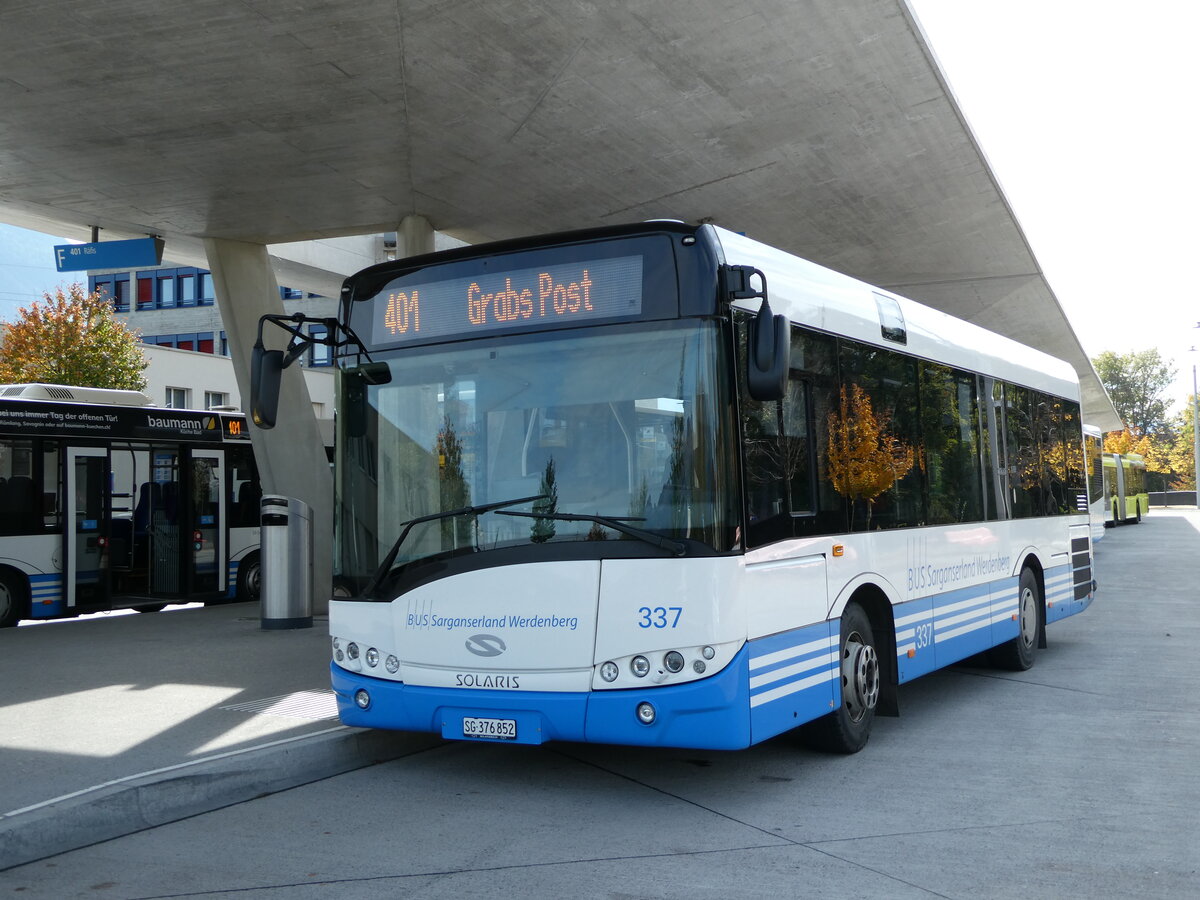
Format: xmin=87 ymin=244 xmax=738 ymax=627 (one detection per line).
xmin=0 ymin=223 xmax=74 ymax=320
xmin=907 ymin=0 xmax=1200 ymax=414
xmin=2 ymin=2 xmax=1198 ymax=412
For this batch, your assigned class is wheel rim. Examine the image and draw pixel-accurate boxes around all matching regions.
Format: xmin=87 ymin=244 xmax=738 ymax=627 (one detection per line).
xmin=245 ymin=563 xmax=261 ymax=600
xmin=1018 ymin=586 xmax=1037 ymax=649
xmin=841 ymin=631 xmax=879 ymax=723
xmin=0 ymin=582 xmax=12 ymax=621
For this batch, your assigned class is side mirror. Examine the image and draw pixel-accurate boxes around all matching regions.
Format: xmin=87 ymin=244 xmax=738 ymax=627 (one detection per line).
xmin=747 ymin=303 xmax=789 ymax=400
xmin=251 ymin=343 xmax=284 ymax=428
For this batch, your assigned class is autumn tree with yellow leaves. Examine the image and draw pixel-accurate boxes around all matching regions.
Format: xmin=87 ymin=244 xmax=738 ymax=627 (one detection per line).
xmin=826 ymin=383 xmax=914 ymax=530
xmin=0 ymin=283 xmax=147 ymax=390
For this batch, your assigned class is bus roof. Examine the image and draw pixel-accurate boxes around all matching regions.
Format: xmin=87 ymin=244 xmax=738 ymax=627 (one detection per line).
xmin=0 ymin=383 xmax=154 ymax=407
xmin=713 ymin=227 xmax=1080 ymax=401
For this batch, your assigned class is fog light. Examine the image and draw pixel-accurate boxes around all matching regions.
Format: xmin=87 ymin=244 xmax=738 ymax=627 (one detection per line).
xmin=385 ymin=654 xmax=400 ymax=674
xmin=365 ymin=647 xmax=379 ymax=667
xmin=631 ymin=655 xmax=650 ymax=678
xmin=664 ymin=651 xmax=684 ymax=673
xmin=702 ymin=646 xmax=715 ymax=660
xmin=347 ymin=642 xmax=360 ymax=660
xmin=335 ymin=649 xmax=344 ymax=662
xmin=354 ymin=689 xmax=371 ymax=709
xmin=693 ymin=660 xmax=706 ymax=674
xmin=600 ymin=661 xmax=619 ymax=682
xmin=636 ymin=702 xmax=656 ymax=725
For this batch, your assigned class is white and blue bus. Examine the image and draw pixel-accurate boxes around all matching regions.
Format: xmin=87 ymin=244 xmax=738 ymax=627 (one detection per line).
xmin=256 ymin=221 xmax=1095 ymax=752
xmin=0 ymin=383 xmax=263 ymax=627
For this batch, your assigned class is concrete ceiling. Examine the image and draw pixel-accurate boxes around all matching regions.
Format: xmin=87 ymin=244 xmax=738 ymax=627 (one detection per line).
xmin=0 ymin=0 xmax=1119 ymax=429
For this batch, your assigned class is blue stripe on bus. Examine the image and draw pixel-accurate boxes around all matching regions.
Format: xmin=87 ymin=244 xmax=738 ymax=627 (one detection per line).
xmin=895 ymin=575 xmax=1022 ymax=679
xmin=227 ymin=560 xmax=239 ymax=598
xmin=28 ymin=573 xmax=64 ymax=617
xmin=746 ymin=621 xmax=838 ymax=743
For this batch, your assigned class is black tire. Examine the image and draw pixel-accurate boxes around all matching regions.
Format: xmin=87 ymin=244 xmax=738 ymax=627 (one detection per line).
xmin=1134 ymin=502 xmax=1142 ymax=524
xmin=0 ymin=570 xmax=29 ymax=628
xmin=133 ymin=604 xmax=168 ymax=614
xmin=990 ymin=568 xmax=1040 ymax=671
xmin=802 ymin=602 xmax=880 ymax=754
xmin=236 ymin=553 xmax=261 ymax=603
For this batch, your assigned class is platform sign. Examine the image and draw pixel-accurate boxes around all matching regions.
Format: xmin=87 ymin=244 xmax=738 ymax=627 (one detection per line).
xmin=53 ymin=237 xmax=164 ymax=272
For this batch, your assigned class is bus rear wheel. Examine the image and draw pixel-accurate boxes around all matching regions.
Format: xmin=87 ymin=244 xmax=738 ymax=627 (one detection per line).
xmin=991 ymin=568 xmax=1040 ymax=671
xmin=0 ymin=571 xmax=29 ymax=628
xmin=802 ymin=602 xmax=879 ymax=754
xmin=237 ymin=553 xmax=261 ymax=603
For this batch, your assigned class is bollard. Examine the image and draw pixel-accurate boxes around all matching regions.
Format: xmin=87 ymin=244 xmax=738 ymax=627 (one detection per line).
xmin=259 ymin=494 xmax=313 ymax=629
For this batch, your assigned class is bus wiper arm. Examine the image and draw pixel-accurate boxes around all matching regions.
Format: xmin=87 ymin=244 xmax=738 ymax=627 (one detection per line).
xmin=364 ymin=494 xmax=547 ymax=596
xmin=497 ymin=510 xmax=686 ymax=557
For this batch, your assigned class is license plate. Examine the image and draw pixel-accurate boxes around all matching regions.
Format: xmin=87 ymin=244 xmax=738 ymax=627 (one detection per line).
xmin=462 ymin=716 xmax=517 ymax=740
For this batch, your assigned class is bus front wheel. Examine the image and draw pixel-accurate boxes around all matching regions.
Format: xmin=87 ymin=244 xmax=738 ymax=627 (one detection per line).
xmin=0 ymin=570 xmax=29 ymax=628
xmin=801 ymin=602 xmax=879 ymax=754
xmin=991 ymin=568 xmax=1040 ymax=671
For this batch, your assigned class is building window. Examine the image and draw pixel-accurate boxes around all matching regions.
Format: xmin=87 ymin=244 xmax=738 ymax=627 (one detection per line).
xmin=309 ymin=324 xmax=331 ymax=366
xmin=220 ymin=332 xmax=229 ymax=356
xmin=179 ymin=274 xmax=194 ymax=305
xmin=198 ymin=272 xmax=214 ymax=306
xmin=165 ymin=387 xmax=190 ymax=409
xmin=281 ymin=286 xmax=303 ymax=300
xmin=205 ymin=391 xmax=229 ymax=410
xmin=198 ymin=333 xmax=214 ymax=354
xmin=137 ymin=276 xmax=154 ymax=310
xmin=113 ymin=277 xmax=130 ymax=312
xmin=158 ymin=276 xmax=176 ymax=308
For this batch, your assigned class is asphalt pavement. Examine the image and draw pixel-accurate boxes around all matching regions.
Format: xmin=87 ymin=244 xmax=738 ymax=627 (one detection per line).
xmin=0 ymin=601 xmax=438 ymax=870
xmin=1 ymin=509 xmax=1198 ymax=897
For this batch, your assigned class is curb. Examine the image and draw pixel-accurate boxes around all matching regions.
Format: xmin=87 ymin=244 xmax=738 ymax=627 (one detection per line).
xmin=0 ymin=727 xmax=440 ymax=871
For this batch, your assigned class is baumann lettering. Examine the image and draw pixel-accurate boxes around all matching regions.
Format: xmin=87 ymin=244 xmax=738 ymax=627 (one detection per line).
xmin=146 ymin=415 xmax=203 ymax=434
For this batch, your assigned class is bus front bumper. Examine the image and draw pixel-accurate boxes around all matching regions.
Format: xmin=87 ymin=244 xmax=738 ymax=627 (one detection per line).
xmin=330 ymin=646 xmax=754 ymax=750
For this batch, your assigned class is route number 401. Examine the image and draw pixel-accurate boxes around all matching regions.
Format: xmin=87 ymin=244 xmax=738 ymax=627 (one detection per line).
xmin=638 ymin=607 xmax=682 ymax=628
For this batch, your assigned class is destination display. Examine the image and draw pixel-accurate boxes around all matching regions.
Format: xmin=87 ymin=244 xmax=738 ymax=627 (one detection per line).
xmin=369 ymin=254 xmax=644 ymax=347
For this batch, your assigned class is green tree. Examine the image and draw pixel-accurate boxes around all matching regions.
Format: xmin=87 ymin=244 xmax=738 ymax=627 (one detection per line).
xmin=1166 ymin=400 xmax=1196 ymax=490
xmin=0 ymin=283 xmax=147 ymax=390
xmin=1092 ymin=349 xmax=1176 ymax=435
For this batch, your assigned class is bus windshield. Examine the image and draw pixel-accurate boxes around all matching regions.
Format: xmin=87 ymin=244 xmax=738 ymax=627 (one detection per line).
xmin=336 ymin=319 xmax=738 ymax=592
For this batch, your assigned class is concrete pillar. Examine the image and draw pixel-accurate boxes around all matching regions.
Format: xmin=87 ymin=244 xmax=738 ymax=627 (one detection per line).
xmin=398 ymin=214 xmax=434 ymax=258
xmin=203 ymin=238 xmax=334 ymax=613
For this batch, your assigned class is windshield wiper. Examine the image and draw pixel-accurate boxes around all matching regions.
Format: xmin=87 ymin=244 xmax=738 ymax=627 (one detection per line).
xmin=497 ymin=510 xmax=686 ymax=557
xmin=364 ymin=494 xmax=547 ymax=596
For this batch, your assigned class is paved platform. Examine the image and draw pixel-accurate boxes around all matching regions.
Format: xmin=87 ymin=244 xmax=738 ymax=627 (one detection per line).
xmin=0 ymin=602 xmax=438 ymax=870
xmin=2 ymin=509 xmax=1197 ymax=876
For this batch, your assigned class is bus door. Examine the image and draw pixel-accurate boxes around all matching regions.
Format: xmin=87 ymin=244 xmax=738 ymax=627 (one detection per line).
xmin=65 ymin=446 xmax=110 ymax=610
xmin=190 ymin=450 xmax=225 ymax=595
xmin=143 ymin=448 xmax=184 ymax=596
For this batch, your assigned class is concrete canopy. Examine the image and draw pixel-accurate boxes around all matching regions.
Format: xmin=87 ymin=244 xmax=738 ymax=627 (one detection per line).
xmin=0 ymin=0 xmax=1119 ymax=429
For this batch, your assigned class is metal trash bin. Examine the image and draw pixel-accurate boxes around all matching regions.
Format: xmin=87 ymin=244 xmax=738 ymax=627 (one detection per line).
xmin=259 ymin=494 xmax=313 ymax=630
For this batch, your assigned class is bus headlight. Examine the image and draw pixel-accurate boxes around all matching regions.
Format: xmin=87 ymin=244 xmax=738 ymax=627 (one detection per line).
xmin=365 ymin=647 xmax=379 ymax=668
xmin=631 ymin=655 xmax=650 ymax=678
xmin=385 ymin=654 xmax=400 ymax=674
xmin=664 ymin=651 xmax=684 ymax=673
xmin=347 ymin=642 xmax=360 ymax=661
xmin=600 ymin=661 xmax=619 ymax=682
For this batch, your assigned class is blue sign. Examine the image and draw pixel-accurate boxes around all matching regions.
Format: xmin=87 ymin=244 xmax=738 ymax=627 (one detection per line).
xmin=53 ymin=237 xmax=164 ymax=272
